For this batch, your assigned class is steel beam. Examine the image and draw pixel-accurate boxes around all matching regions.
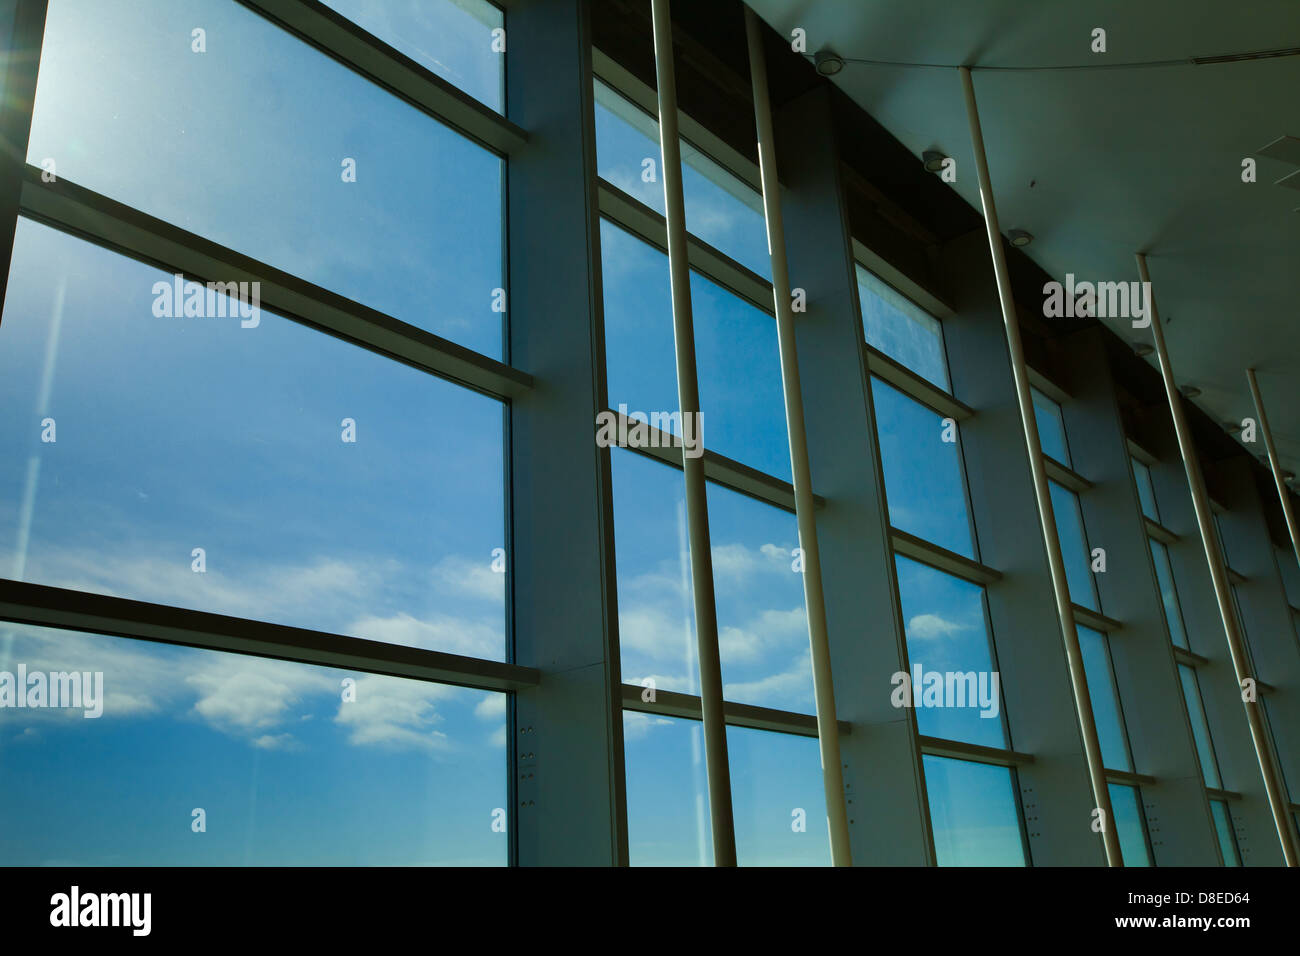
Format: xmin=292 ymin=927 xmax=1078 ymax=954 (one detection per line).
xmin=960 ymin=67 xmax=1121 ymax=865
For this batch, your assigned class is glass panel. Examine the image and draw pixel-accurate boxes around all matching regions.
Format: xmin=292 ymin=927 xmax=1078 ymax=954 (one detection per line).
xmin=1079 ymin=627 xmax=1132 ymax=772
xmin=872 ymin=377 xmax=975 ymax=558
xmin=1131 ymin=457 xmax=1160 ymax=522
xmin=923 ymin=755 xmax=1026 ymax=866
xmin=0 ymin=622 xmax=507 ymax=865
xmin=727 ymin=726 xmax=831 ymax=866
xmin=1107 ymin=783 xmax=1151 ymax=866
xmin=1031 ymin=388 xmax=1070 ymax=466
xmin=1210 ymin=800 xmax=1240 ymax=866
xmin=857 ymin=265 xmax=949 ymax=391
xmin=1213 ymin=513 xmax=1235 ymax=568
xmin=320 ymin=0 xmax=505 ymax=112
xmin=0 ymin=220 xmax=507 ymax=659
xmin=1179 ymin=664 xmax=1222 ymax=789
xmin=30 ymin=0 xmax=505 ymax=357
xmin=600 ymin=220 xmax=791 ymax=480
xmin=622 ymin=715 xmax=829 ymax=865
xmin=593 ymin=81 xmax=770 ymax=279
xmin=1276 ymin=546 xmax=1300 ymax=607
xmin=1050 ymin=480 xmax=1099 ymax=611
xmin=895 ymin=556 xmax=1004 ymax=749
xmin=622 ymin=712 xmax=710 ymax=866
xmin=1150 ymin=538 xmax=1189 ymax=649
xmin=610 ymin=451 xmax=813 ymax=713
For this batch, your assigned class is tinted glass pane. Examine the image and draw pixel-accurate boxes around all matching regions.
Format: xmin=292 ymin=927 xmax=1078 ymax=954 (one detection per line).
xmin=1213 ymin=513 xmax=1235 ymax=568
xmin=872 ymin=377 xmax=975 ymax=558
xmin=1031 ymin=388 xmax=1070 ymax=466
xmin=600 ymin=220 xmax=790 ymax=479
xmin=1276 ymin=546 xmax=1300 ymax=607
xmin=1108 ymin=783 xmax=1151 ymax=866
xmin=611 ymin=451 xmax=813 ymax=713
xmin=923 ymin=755 xmax=1025 ymax=866
xmin=1210 ymin=800 xmax=1240 ymax=866
xmin=320 ymin=0 xmax=504 ymax=112
xmin=593 ymin=81 xmax=770 ymax=279
xmin=0 ymin=622 xmax=506 ymax=865
xmin=1150 ymin=538 xmax=1189 ymax=649
xmin=727 ymin=726 xmax=830 ymax=866
xmin=895 ymin=556 xmax=1004 ymax=749
xmin=30 ymin=0 xmax=505 ymax=357
xmin=1080 ymin=626 xmax=1132 ymax=772
xmin=1179 ymin=664 xmax=1221 ymax=789
xmin=1050 ymin=480 xmax=1099 ymax=611
xmin=0 ymin=221 xmax=506 ymax=659
xmin=1131 ymin=457 xmax=1160 ymax=522
xmin=622 ymin=715 xmax=829 ymax=865
xmin=857 ymin=265 xmax=949 ymax=390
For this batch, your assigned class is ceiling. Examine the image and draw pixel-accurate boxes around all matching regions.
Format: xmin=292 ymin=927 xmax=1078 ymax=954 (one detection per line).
xmin=750 ymin=0 xmax=1300 ymax=485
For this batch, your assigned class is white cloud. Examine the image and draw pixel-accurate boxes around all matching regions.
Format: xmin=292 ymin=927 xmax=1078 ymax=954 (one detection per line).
xmin=431 ymin=554 xmax=505 ymax=602
xmin=906 ymin=613 xmax=970 ymax=641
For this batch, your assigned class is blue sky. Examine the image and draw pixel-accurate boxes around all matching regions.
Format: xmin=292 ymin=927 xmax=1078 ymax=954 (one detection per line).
xmin=1 ymin=0 xmax=1053 ymax=867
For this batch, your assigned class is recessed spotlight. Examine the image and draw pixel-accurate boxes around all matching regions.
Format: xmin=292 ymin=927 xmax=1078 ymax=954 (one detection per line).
xmin=922 ymin=150 xmax=947 ymax=172
xmin=1134 ymin=343 xmax=1154 ymax=356
xmin=1008 ymin=229 xmax=1033 ymax=247
xmin=1180 ymin=384 xmax=1201 ymax=398
xmin=814 ymin=49 xmax=845 ymax=76
xmin=1284 ymin=470 xmax=1296 ymax=481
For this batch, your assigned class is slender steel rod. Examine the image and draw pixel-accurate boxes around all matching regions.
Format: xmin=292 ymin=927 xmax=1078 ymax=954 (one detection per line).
xmin=649 ymin=0 xmax=737 ymax=866
xmin=1138 ymin=256 xmax=1299 ymax=865
xmin=743 ymin=5 xmax=852 ymax=866
xmin=1246 ymin=368 xmax=1300 ymax=576
xmin=960 ymin=66 xmax=1122 ymax=866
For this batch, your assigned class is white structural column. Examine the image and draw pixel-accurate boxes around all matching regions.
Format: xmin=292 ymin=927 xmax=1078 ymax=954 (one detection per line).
xmin=960 ymin=67 xmax=1122 ymax=866
xmin=1246 ymin=368 xmax=1300 ymax=574
xmin=648 ymin=0 xmax=737 ymax=866
xmin=1138 ymin=255 xmax=1299 ymax=866
xmin=743 ymin=5 xmax=852 ymax=866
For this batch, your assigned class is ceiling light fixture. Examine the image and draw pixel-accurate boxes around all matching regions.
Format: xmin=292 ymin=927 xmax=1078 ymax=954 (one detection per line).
xmin=1180 ymin=384 xmax=1202 ymax=398
xmin=922 ymin=150 xmax=947 ymax=172
xmin=814 ymin=49 xmax=845 ymax=76
xmin=1133 ymin=343 xmax=1153 ymax=356
xmin=1008 ymin=229 xmax=1033 ymax=247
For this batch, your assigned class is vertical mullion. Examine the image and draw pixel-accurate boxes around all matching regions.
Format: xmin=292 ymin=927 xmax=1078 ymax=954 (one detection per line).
xmin=0 ymin=0 xmax=47 ymax=311
xmin=647 ymin=0 xmax=736 ymax=867
xmin=506 ymin=0 xmax=627 ymax=866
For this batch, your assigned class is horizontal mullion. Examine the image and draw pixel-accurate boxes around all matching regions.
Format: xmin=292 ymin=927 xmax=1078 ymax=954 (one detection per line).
xmin=1104 ymin=768 xmax=1158 ymax=787
xmin=1073 ymin=603 xmax=1123 ymax=634
xmin=889 ymin=527 xmax=1002 ymax=586
xmin=1144 ymin=516 xmax=1180 ymax=544
xmin=607 ymin=410 xmax=822 ymax=512
xmin=621 ymin=684 xmax=850 ymax=738
xmin=0 ymin=579 xmax=538 ymax=693
xmin=1043 ymin=454 xmax=1092 ymax=492
xmin=237 ymin=0 xmax=527 ymax=156
xmin=20 ymin=169 xmax=532 ymax=400
xmin=1206 ymin=787 xmax=1244 ymax=803
xmin=1025 ymin=365 xmax=1072 ymax=404
xmin=1126 ymin=437 xmax=1159 ymax=466
xmin=592 ymin=47 xmax=764 ymax=195
xmin=918 ymin=735 xmax=1034 ymax=768
xmin=1173 ymin=645 xmax=1212 ymax=668
xmin=866 ymin=346 xmax=973 ymax=422
xmin=597 ymin=181 xmax=774 ymax=315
